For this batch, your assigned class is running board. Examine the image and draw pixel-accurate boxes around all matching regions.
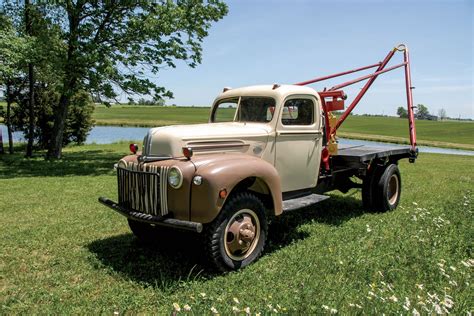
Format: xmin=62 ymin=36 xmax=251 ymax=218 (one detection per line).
xmin=282 ymin=194 xmax=330 ymax=212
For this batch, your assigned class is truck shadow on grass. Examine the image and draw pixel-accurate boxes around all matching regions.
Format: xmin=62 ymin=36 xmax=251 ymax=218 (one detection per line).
xmin=87 ymin=192 xmax=366 ymax=291
xmin=0 ymin=149 xmax=121 ymax=178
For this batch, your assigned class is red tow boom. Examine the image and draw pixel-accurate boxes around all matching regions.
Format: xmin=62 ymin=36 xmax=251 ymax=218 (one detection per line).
xmin=295 ymin=44 xmax=418 ymax=164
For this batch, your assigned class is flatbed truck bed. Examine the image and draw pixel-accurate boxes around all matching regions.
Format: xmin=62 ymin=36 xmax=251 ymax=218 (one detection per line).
xmin=332 ymin=145 xmax=413 ymax=168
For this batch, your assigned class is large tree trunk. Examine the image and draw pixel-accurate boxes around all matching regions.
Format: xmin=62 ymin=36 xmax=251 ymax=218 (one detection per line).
xmin=46 ymin=2 xmax=79 ymax=160
xmin=25 ymin=0 xmax=35 ymax=158
xmin=47 ymin=94 xmax=70 ymax=159
xmin=6 ymin=83 xmax=14 ymax=154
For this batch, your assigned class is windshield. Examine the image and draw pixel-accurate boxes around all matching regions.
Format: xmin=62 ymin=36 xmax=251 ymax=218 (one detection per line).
xmin=211 ymin=97 xmax=276 ymax=123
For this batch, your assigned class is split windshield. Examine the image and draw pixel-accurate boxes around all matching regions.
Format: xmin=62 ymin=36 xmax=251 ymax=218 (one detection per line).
xmin=212 ymin=97 xmax=276 ymax=123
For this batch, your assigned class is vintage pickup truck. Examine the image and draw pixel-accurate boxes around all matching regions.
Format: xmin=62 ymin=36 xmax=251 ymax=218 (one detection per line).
xmin=99 ymin=45 xmax=418 ymax=271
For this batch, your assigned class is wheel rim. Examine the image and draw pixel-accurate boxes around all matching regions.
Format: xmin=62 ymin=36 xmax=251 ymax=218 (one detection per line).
xmin=388 ymin=174 xmax=399 ymax=205
xmin=224 ymin=209 xmax=260 ymax=261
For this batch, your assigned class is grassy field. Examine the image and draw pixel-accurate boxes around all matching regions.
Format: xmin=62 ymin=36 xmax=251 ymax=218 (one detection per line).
xmin=1 ymin=143 xmax=472 ymax=314
xmin=92 ymin=105 xmax=474 ymax=150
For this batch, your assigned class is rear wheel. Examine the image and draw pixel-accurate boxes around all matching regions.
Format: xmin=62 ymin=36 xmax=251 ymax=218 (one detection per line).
xmin=204 ymin=191 xmax=267 ymax=271
xmin=374 ymin=164 xmax=401 ymax=211
xmin=362 ymin=163 xmax=401 ymax=211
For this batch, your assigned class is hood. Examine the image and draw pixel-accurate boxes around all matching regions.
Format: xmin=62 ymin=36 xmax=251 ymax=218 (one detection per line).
xmin=143 ymin=122 xmax=272 ymax=158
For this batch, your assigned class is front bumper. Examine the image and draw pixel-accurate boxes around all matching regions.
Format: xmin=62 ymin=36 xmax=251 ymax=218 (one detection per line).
xmin=98 ymin=197 xmax=203 ymax=233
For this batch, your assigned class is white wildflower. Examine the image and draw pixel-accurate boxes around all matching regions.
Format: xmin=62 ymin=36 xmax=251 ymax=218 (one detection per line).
xmin=199 ymin=292 xmax=207 ymax=298
xmin=442 ymin=296 xmax=454 ymax=309
xmin=389 ymin=295 xmax=398 ymax=302
xmin=434 ymin=304 xmax=442 ymax=314
xmin=322 ymin=305 xmax=330 ymax=310
xmin=210 ymin=306 xmax=219 ymax=314
xmin=183 ymin=304 xmax=191 ymax=311
xmin=173 ymin=303 xmax=181 ymax=312
xmin=113 ymin=312 xmax=119 ymax=316
xmin=403 ymin=297 xmax=411 ymax=311
xmin=232 ymin=306 xmax=239 ymax=313
xmin=233 ymin=297 xmax=240 ymax=304
xmin=330 ymin=308 xmax=338 ymax=314
xmin=366 ymin=224 xmax=372 ymax=232
xmin=244 ymin=307 xmax=250 ymax=314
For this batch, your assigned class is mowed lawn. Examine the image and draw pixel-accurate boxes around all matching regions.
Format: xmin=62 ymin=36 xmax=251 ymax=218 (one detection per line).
xmin=92 ymin=105 xmax=474 ymax=150
xmin=1 ymin=143 xmax=472 ymax=314
xmin=93 ymin=105 xmax=211 ymax=126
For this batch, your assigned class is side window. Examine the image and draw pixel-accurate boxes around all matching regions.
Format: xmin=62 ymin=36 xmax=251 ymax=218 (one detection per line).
xmin=281 ymin=99 xmax=314 ymax=125
xmin=212 ymin=98 xmax=238 ymax=122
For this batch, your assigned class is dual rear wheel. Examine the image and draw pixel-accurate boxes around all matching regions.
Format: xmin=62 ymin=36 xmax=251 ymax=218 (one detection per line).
xmin=362 ymin=163 xmax=401 ymax=211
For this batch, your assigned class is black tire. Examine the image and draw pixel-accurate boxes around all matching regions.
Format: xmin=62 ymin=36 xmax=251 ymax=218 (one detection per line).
xmin=362 ymin=165 xmax=383 ymax=209
xmin=204 ymin=191 xmax=267 ymax=272
xmin=128 ymin=219 xmax=159 ymax=243
xmin=373 ymin=164 xmax=401 ymax=211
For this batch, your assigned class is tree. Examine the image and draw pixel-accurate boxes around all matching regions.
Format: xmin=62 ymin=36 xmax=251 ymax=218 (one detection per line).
xmin=0 ymin=15 xmax=29 ymax=154
xmin=416 ymin=104 xmax=430 ymax=120
xmin=2 ymin=1 xmax=227 ymax=159
xmin=11 ymin=86 xmax=94 ymax=149
xmin=396 ymin=106 xmax=408 ymax=118
xmin=438 ymin=108 xmax=447 ymax=121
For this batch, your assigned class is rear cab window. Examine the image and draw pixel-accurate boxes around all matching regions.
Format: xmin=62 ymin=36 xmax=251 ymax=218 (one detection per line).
xmin=281 ymin=99 xmax=314 ymax=126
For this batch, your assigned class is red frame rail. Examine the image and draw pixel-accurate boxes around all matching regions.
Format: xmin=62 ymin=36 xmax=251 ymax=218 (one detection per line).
xmin=295 ymin=44 xmax=418 ymax=163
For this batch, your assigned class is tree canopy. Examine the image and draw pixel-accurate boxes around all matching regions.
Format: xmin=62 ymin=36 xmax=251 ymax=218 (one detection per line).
xmin=1 ymin=0 xmax=228 ymax=158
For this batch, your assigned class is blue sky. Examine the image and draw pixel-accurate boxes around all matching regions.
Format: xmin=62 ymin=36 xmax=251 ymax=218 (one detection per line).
xmin=142 ymin=0 xmax=473 ymax=118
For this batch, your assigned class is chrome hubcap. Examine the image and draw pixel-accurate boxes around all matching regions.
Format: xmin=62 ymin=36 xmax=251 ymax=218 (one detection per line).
xmin=224 ymin=209 xmax=260 ymax=260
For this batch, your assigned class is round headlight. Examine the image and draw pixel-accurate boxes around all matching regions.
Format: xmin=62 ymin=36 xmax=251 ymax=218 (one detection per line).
xmin=168 ymin=167 xmax=183 ymax=189
xmin=117 ymin=159 xmax=127 ymax=169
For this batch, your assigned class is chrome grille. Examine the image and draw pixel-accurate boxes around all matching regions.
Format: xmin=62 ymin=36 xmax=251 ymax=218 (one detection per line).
xmin=117 ymin=164 xmax=169 ymax=216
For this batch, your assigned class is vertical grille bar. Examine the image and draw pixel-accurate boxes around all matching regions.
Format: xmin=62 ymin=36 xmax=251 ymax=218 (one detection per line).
xmin=117 ymin=164 xmax=163 ymax=216
xmin=160 ymin=166 xmax=169 ymax=216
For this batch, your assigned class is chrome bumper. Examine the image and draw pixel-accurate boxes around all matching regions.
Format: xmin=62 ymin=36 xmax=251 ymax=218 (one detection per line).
xmin=98 ymin=197 xmax=203 ymax=233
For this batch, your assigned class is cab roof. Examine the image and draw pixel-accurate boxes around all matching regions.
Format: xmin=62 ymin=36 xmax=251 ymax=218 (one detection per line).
xmin=214 ymin=84 xmax=320 ymax=102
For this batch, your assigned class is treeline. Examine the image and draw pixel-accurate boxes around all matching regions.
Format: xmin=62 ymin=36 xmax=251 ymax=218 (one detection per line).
xmin=0 ymin=1 xmax=227 ymax=158
xmin=397 ymin=104 xmax=452 ymax=121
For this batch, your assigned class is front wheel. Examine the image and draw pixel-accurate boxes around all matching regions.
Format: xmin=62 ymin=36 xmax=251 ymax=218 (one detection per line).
xmin=204 ymin=192 xmax=267 ymax=271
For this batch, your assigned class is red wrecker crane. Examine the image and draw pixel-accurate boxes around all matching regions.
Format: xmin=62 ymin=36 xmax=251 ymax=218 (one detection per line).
xmin=295 ymin=44 xmax=418 ymax=173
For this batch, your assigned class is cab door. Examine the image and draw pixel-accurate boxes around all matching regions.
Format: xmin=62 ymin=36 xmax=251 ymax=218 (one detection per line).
xmin=275 ymin=96 xmax=322 ymax=192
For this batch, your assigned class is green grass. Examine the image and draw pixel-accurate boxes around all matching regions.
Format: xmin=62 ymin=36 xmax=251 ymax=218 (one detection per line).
xmin=92 ymin=106 xmax=474 ymax=150
xmin=338 ymin=115 xmax=474 ymax=150
xmin=93 ymin=105 xmax=211 ymax=127
xmin=1 ymin=144 xmax=472 ymax=314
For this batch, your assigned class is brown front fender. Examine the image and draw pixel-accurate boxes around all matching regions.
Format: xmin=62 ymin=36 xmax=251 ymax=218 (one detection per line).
xmin=190 ymin=154 xmax=282 ymax=223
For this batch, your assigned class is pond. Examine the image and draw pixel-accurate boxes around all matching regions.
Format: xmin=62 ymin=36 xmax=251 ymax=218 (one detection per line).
xmin=1 ymin=124 xmax=473 ymax=156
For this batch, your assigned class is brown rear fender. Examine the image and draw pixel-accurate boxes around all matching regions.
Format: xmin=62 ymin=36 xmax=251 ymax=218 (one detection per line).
xmin=190 ymin=154 xmax=283 ymax=223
